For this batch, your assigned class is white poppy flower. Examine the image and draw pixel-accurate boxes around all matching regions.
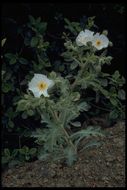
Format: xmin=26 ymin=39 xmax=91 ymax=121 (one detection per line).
xmin=76 ymin=29 xmax=94 ymax=46
xmin=28 ymin=74 xmax=54 ymax=98
xmin=92 ymin=33 xmax=109 ymax=50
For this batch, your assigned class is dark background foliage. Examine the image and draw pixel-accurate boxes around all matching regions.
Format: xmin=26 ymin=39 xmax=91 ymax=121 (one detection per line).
xmin=2 ymin=3 xmax=126 ymax=76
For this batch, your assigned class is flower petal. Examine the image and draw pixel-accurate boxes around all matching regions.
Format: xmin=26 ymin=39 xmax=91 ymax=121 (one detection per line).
xmin=76 ymin=30 xmax=94 ymax=46
xmin=28 ymin=73 xmax=54 ymax=98
xmin=84 ymin=29 xmax=94 ymax=36
xmin=76 ymin=31 xmax=86 ymax=46
xmin=32 ymin=91 xmax=42 ymax=98
xmin=42 ymin=90 xmax=49 ymax=97
xmin=92 ymin=33 xmax=109 ymax=50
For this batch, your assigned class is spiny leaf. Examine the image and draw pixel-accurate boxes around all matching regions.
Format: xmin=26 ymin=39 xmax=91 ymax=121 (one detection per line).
xmin=64 ymin=147 xmax=77 ymax=166
xmin=71 ymin=126 xmax=105 ymax=147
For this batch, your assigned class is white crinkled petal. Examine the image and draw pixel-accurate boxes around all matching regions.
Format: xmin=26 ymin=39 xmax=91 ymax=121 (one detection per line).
xmin=34 ymin=74 xmax=54 ymax=89
xmin=76 ymin=30 xmax=94 ymax=46
xmin=99 ymin=34 xmax=109 ymax=47
xmin=34 ymin=74 xmax=47 ymax=80
xmin=76 ymin=31 xmax=86 ymax=46
xmin=28 ymin=86 xmax=41 ymax=97
xmin=42 ymin=90 xmax=49 ymax=97
xmin=28 ymin=74 xmax=54 ymax=98
xmin=95 ymin=44 xmax=103 ymax=50
xmin=94 ymin=33 xmax=100 ymax=38
xmin=28 ymin=80 xmax=38 ymax=89
xmin=92 ymin=33 xmax=109 ymax=50
xmin=84 ymin=29 xmax=94 ymax=36
xmin=28 ymin=86 xmax=38 ymax=92
xmin=32 ymin=91 xmax=42 ymax=98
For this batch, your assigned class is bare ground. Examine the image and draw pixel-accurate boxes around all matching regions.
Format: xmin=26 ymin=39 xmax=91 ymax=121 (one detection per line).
xmin=2 ymin=121 xmax=125 ymax=187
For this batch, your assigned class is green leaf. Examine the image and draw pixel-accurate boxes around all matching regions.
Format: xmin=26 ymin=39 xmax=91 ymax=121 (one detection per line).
xmin=78 ymin=101 xmax=91 ymax=112
xmin=113 ymin=70 xmax=120 ymax=79
xmin=118 ymin=89 xmax=125 ymax=100
xmin=64 ymin=147 xmax=77 ymax=166
xmin=5 ymin=53 xmax=14 ymax=59
xmin=81 ymin=140 xmax=101 ymax=152
xmin=4 ymin=148 xmax=10 ymax=157
xmin=2 ymin=83 xmax=12 ymax=93
xmin=38 ymin=22 xmax=47 ymax=33
xmin=31 ymin=128 xmax=49 ymax=142
xmin=71 ymin=92 xmax=80 ymax=101
xmin=27 ymin=109 xmax=34 ymax=116
xmin=86 ymin=16 xmax=95 ymax=29
xmin=110 ymin=98 xmax=118 ymax=106
xmin=2 ymin=70 xmax=5 ymax=78
xmin=5 ymin=53 xmax=17 ymax=64
xmin=109 ymin=110 xmax=118 ymax=119
xmin=8 ymin=120 xmax=14 ymax=128
xmin=95 ymin=65 xmax=101 ymax=72
xmin=8 ymin=160 xmax=21 ymax=168
xmin=58 ymin=65 xmax=65 ymax=72
xmin=19 ymin=58 xmax=28 ymax=65
xmin=31 ymin=36 xmax=39 ymax=47
xmin=12 ymin=149 xmax=19 ymax=157
xmin=100 ymin=79 xmax=108 ymax=87
xmin=17 ymin=100 xmax=28 ymax=111
xmin=29 ymin=15 xmax=35 ymax=25
xmin=29 ymin=148 xmax=37 ymax=155
xmin=70 ymin=61 xmax=78 ymax=70
xmin=71 ymin=126 xmax=105 ymax=147
xmin=19 ymin=146 xmax=29 ymax=154
xmin=36 ymin=17 xmax=41 ymax=23
xmin=2 ymin=157 xmax=10 ymax=164
xmin=38 ymin=149 xmax=49 ymax=161
xmin=10 ymin=57 xmax=17 ymax=64
xmin=71 ymin=121 xmax=81 ymax=127
xmin=21 ymin=112 xmax=28 ymax=119
xmin=5 ymin=72 xmax=12 ymax=80
xmin=25 ymin=155 xmax=30 ymax=161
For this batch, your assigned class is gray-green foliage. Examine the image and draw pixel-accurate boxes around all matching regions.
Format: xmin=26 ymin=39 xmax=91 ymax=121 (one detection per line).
xmin=16 ymin=17 xmax=125 ymax=166
xmin=17 ymin=72 xmax=105 ymax=165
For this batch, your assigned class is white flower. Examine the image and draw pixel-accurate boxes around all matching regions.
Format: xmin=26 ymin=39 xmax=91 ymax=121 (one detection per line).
xmin=28 ymin=74 xmax=54 ymax=98
xmin=76 ymin=29 xmax=94 ymax=46
xmin=92 ymin=33 xmax=109 ymax=50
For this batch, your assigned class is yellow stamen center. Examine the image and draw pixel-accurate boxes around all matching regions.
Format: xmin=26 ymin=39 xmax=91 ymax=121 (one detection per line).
xmin=96 ymin=40 xmax=101 ymax=46
xmin=37 ymin=81 xmax=47 ymax=91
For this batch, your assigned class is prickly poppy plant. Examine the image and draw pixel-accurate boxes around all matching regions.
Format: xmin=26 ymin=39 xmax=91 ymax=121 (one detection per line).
xmin=2 ymin=16 xmax=125 ymax=167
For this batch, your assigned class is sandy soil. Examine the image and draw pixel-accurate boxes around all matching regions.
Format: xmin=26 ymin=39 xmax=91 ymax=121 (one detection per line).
xmin=2 ymin=121 xmax=125 ymax=187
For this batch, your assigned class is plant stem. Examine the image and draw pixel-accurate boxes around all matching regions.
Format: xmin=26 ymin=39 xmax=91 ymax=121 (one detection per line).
xmin=49 ymin=107 xmax=77 ymax=153
xmin=71 ymin=64 xmax=85 ymax=90
xmin=60 ymin=123 xmax=77 ymax=153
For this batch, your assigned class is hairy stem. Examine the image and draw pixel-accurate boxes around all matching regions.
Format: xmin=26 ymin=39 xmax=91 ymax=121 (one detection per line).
xmin=49 ymin=107 xmax=77 ymax=153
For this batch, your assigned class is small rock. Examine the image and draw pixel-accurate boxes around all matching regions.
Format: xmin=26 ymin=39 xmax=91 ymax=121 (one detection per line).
xmin=50 ymin=170 xmax=56 ymax=177
xmin=51 ymin=164 xmax=57 ymax=169
xmin=43 ymin=178 xmax=48 ymax=183
xmin=106 ymin=162 xmax=110 ymax=167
